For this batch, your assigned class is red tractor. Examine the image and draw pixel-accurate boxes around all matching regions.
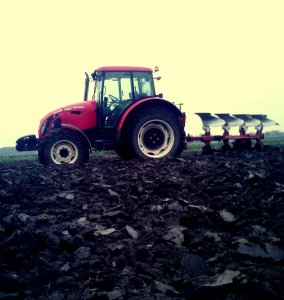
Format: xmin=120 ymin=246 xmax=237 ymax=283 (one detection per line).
xmin=16 ymin=66 xmax=186 ymax=164
xmin=16 ymin=66 xmax=278 ymax=164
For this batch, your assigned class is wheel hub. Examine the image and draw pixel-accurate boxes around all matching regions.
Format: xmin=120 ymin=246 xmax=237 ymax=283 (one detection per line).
xmin=143 ymin=128 xmax=165 ymax=150
xmin=51 ymin=140 xmax=79 ymax=164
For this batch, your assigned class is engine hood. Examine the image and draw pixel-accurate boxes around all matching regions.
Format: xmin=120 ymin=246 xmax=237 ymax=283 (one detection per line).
xmin=39 ymin=101 xmax=97 ymax=138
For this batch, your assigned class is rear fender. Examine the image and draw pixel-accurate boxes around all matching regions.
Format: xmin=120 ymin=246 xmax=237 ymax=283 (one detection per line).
xmin=116 ymin=97 xmax=185 ymax=142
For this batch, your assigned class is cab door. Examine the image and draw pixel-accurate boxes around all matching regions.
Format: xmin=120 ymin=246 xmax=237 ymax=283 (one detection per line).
xmin=101 ymin=71 xmax=133 ymax=128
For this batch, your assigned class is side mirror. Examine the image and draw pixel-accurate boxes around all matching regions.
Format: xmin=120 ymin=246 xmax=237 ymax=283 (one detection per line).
xmin=92 ymin=71 xmax=102 ymax=81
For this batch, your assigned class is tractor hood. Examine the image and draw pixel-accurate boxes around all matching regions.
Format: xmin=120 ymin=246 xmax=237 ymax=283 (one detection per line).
xmin=38 ymin=101 xmax=97 ymax=138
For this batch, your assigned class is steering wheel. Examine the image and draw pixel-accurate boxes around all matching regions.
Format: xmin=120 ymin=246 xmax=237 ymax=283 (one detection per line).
xmin=109 ymin=94 xmax=120 ymax=105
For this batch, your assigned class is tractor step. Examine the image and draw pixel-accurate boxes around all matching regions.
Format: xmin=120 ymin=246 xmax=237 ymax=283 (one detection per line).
xmin=94 ymin=139 xmax=116 ymax=151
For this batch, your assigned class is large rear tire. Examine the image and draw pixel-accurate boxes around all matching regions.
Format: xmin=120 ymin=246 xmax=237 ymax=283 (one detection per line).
xmin=38 ymin=129 xmax=89 ymax=165
xmin=118 ymin=108 xmax=185 ymax=159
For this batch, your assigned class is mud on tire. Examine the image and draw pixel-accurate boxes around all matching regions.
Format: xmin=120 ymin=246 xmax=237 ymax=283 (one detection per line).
xmin=38 ymin=129 xmax=89 ymax=165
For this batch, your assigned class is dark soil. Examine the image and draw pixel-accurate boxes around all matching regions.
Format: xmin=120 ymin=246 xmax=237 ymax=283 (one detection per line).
xmin=0 ymin=147 xmax=284 ymax=299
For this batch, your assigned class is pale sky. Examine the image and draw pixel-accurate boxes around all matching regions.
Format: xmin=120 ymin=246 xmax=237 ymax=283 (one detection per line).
xmin=0 ymin=0 xmax=283 ymax=147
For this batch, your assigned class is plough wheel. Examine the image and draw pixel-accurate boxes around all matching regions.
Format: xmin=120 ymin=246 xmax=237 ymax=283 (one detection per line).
xmin=233 ymin=139 xmax=252 ymax=151
xmin=222 ymin=143 xmax=232 ymax=152
xmin=202 ymin=145 xmax=213 ymax=155
xmin=254 ymin=142 xmax=265 ymax=151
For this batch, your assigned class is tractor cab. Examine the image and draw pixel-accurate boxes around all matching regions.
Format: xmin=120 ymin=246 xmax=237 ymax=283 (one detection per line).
xmin=85 ymin=66 xmax=157 ymax=129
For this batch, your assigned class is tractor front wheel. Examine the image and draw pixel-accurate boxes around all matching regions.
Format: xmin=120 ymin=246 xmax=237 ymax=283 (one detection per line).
xmin=38 ymin=129 xmax=89 ymax=165
xmin=121 ymin=109 xmax=184 ymax=159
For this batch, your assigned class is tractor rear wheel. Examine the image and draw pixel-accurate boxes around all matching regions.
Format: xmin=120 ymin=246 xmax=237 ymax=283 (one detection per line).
xmin=120 ymin=108 xmax=185 ymax=159
xmin=38 ymin=129 xmax=89 ymax=165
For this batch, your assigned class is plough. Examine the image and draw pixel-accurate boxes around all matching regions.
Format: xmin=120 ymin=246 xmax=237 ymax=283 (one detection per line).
xmin=186 ymin=113 xmax=279 ymax=153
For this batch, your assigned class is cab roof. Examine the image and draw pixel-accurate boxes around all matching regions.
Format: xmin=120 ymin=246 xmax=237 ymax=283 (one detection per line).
xmin=96 ymin=66 xmax=153 ymax=72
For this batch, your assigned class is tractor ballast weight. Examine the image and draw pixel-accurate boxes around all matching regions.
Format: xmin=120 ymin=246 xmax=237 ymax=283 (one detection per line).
xmin=16 ymin=66 xmax=278 ymax=164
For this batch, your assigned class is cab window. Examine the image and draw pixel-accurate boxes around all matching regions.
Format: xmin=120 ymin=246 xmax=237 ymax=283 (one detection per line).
xmin=133 ymin=72 xmax=155 ymax=100
xmin=104 ymin=72 xmax=132 ymax=102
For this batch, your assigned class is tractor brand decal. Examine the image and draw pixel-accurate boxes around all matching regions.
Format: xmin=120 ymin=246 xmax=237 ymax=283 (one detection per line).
xmin=63 ymin=105 xmax=84 ymax=111
xmin=53 ymin=105 xmax=84 ymax=115
xmin=53 ymin=109 xmax=63 ymax=115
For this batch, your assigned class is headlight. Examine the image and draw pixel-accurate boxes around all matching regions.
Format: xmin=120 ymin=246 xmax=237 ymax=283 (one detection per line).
xmin=41 ymin=120 xmax=47 ymax=135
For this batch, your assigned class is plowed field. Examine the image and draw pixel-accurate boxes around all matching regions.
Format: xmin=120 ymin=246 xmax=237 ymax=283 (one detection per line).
xmin=1 ymin=147 xmax=284 ymax=299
